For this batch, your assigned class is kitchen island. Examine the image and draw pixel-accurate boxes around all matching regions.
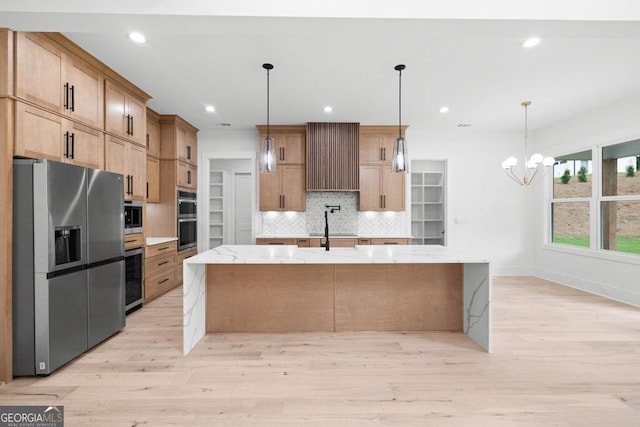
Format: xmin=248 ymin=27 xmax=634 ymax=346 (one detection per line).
xmin=183 ymin=245 xmax=491 ymax=354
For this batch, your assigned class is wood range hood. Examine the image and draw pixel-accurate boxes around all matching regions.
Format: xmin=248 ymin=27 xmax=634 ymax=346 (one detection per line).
xmin=306 ymin=122 xmax=359 ymax=191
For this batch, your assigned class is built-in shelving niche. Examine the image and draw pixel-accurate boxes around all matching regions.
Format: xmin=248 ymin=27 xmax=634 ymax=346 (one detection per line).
xmin=209 ymin=170 xmax=224 ymax=248
xmin=410 ymin=160 xmax=446 ymax=245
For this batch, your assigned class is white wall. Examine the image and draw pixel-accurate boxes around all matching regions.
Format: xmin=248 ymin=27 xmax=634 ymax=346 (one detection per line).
xmin=532 ymin=94 xmax=640 ymax=307
xmin=197 ymin=126 xmax=535 ymax=275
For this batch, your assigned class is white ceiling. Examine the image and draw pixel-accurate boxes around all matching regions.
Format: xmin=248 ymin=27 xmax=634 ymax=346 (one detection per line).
xmin=2 ymin=1 xmax=640 ymax=134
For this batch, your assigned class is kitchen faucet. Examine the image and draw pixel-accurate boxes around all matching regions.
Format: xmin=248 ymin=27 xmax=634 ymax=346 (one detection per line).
xmin=320 ymin=205 xmax=341 ymax=251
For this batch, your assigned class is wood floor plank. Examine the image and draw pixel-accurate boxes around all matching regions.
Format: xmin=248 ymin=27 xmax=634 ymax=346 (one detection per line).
xmin=1 ymin=276 xmax=639 ymax=426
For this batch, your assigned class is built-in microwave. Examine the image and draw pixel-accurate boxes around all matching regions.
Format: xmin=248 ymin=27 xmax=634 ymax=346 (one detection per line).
xmin=124 ymin=200 xmax=143 ymax=234
xmin=177 ymin=190 xmax=197 ymax=218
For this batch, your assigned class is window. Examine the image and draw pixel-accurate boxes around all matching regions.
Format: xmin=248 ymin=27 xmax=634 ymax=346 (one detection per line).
xmin=551 ymin=150 xmax=592 ymax=248
xmin=601 ymin=140 xmax=640 ymax=254
xmin=550 ymin=141 xmax=640 ymax=255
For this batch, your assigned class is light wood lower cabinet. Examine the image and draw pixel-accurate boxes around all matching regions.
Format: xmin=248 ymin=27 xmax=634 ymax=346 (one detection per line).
xmin=144 ymin=241 xmax=177 ymax=302
xmin=124 ymin=233 xmax=145 ymax=250
xmin=176 ymin=247 xmax=197 ymax=284
xmin=257 ymin=237 xmax=410 ymax=247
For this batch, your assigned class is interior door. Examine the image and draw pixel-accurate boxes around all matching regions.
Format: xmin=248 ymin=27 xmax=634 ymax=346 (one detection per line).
xmin=234 ymin=173 xmax=252 ymax=244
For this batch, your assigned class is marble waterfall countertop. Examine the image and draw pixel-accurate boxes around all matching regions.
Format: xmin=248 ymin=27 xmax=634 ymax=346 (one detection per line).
xmin=185 ymin=244 xmax=489 ymax=265
xmin=183 ymin=244 xmax=492 ymax=355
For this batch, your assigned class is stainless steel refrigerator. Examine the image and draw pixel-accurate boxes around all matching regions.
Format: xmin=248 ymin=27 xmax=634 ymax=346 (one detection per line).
xmin=13 ymin=159 xmax=125 ymax=376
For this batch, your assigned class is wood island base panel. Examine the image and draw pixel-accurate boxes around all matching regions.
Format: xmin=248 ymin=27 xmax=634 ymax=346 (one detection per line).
xmin=183 ymin=245 xmax=491 ymax=354
xmin=206 ymin=264 xmax=463 ymax=333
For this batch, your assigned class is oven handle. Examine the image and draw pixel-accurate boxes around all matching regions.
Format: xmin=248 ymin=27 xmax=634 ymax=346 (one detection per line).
xmin=178 ymin=218 xmax=197 ymax=223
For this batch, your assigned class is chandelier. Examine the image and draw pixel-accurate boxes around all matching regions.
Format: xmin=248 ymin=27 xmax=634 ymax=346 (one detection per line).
xmin=501 ymin=101 xmax=554 ymax=185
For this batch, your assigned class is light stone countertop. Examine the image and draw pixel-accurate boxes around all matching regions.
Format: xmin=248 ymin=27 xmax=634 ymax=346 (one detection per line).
xmin=146 ymin=237 xmax=178 ymax=246
xmin=185 ymin=244 xmax=489 ymax=265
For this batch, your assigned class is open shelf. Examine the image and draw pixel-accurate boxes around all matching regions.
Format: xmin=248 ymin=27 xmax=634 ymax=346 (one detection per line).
xmin=410 ymin=162 xmax=446 ymax=246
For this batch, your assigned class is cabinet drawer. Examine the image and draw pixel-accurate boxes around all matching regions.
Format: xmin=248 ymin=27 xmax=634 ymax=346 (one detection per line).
xmin=145 ymin=270 xmax=176 ymax=302
xmin=371 ymin=238 xmax=411 ymax=245
xmin=256 ymin=238 xmax=297 ymax=245
xmin=124 ymin=233 xmax=145 ymax=250
xmin=146 ymin=241 xmax=177 ymax=258
xmin=145 ymin=252 xmax=175 ymax=278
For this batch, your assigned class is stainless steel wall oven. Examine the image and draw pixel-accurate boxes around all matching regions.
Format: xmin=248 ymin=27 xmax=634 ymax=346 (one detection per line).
xmin=177 ymin=191 xmax=197 ymax=250
xmin=124 ymin=200 xmax=143 ymax=234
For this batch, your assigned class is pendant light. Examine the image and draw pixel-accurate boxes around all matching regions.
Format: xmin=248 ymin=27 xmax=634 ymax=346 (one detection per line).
xmin=501 ymin=101 xmax=555 ymax=185
xmin=260 ymin=63 xmax=276 ymax=173
xmin=393 ymin=64 xmax=408 ymax=173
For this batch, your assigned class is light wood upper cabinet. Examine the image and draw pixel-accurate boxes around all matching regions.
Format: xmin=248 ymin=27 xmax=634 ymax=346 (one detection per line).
xmin=259 ymin=165 xmax=305 ymax=211
xmin=15 ymin=32 xmax=64 ymax=113
xmin=105 ymin=80 xmax=146 ymax=146
xmin=15 ymin=32 xmax=104 ymax=128
xmin=146 ymin=108 xmax=160 ymax=157
xmin=358 ymin=126 xmax=407 ymax=211
xmin=177 ymin=124 xmax=197 ymax=164
xmin=159 ymin=115 xmax=198 ymax=165
xmin=256 ymin=125 xmax=306 ymax=165
xmin=177 ymin=161 xmax=197 ymax=190
xmin=105 ymin=134 xmax=146 ymax=200
xmin=359 ymin=165 xmax=405 ymax=211
xmin=15 ymin=101 xmax=103 ymax=169
xmin=146 ymin=156 xmax=160 ymax=203
xmin=359 ymin=126 xmax=408 ymax=166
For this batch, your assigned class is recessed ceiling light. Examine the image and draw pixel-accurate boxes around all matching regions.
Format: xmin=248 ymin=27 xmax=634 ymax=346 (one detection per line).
xmin=439 ymin=106 xmax=449 ymax=113
xmin=522 ymin=37 xmax=540 ymax=48
xmin=457 ymin=123 xmax=472 ymax=128
xmin=217 ymin=122 xmax=232 ymax=127
xmin=205 ymin=105 xmax=215 ymax=113
xmin=128 ymin=32 xmax=146 ymax=44
xmin=323 ymin=106 xmax=333 ymax=113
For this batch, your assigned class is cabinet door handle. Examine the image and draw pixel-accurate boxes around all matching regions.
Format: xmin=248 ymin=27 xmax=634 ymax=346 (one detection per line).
xmin=130 ymin=116 xmax=134 ymax=136
xmin=281 ymin=147 xmax=285 ymax=161
xmin=158 ymin=278 xmax=169 ymax=284
xmin=146 ymin=182 xmax=149 ymax=199
xmin=146 ymin=134 xmax=150 ymax=149
xmin=63 ymin=132 xmax=69 ymax=158
xmin=380 ymin=194 xmax=383 ymax=209
xmin=187 ymin=170 xmax=192 ymax=184
xmin=380 ymin=147 xmax=384 ymax=161
xmin=70 ymin=84 xmax=75 ymax=112
xmin=158 ymin=261 xmax=170 ymax=266
xmin=70 ymin=132 xmax=75 ymax=159
xmin=187 ymin=145 xmax=191 ymax=160
xmin=383 ymin=194 xmax=386 ymax=208
xmin=157 ymin=246 xmax=170 ymax=251
xmin=125 ymin=239 xmax=137 ymax=244
xmin=63 ymin=83 xmax=69 ymax=110
xmin=130 ymin=175 xmax=134 ymax=194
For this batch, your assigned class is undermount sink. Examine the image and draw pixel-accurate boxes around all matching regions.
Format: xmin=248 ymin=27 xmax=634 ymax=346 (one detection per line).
xmin=309 ymin=232 xmax=358 ymax=237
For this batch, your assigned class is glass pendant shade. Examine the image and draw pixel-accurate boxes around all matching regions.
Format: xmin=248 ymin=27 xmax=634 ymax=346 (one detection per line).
xmin=393 ymin=136 xmax=408 ymax=173
xmin=261 ymin=135 xmax=276 ymax=173
xmin=259 ymin=63 xmax=276 ymax=173
xmin=393 ymin=64 xmax=408 ymax=173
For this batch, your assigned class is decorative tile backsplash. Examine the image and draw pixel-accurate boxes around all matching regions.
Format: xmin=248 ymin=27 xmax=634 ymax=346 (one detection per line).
xmin=261 ymin=192 xmax=404 ymax=236
xmin=306 ymin=192 xmax=358 ymax=235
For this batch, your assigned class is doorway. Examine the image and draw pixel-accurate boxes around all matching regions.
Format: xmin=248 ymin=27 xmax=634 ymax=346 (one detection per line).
xmin=208 ymin=159 xmax=253 ymax=248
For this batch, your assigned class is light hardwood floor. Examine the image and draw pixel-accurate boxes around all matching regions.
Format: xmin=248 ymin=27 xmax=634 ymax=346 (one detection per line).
xmin=1 ymin=276 xmax=639 ymax=426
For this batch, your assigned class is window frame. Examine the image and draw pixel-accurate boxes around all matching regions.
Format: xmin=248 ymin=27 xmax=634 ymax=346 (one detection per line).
xmin=547 ymin=141 xmax=640 ymax=261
